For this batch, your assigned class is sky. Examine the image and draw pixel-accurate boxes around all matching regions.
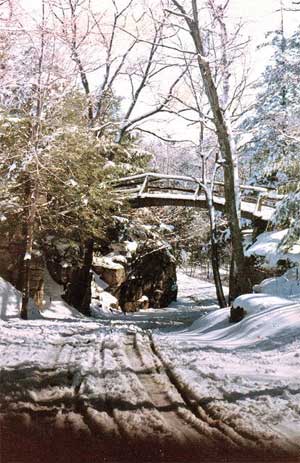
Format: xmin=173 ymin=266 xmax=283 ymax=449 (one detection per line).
xmin=15 ymin=0 xmax=300 ymax=141
xmin=18 ymin=0 xmax=300 ymax=76
xmin=226 ymin=0 xmax=299 ymax=74
xmin=21 ymin=0 xmax=300 ymax=77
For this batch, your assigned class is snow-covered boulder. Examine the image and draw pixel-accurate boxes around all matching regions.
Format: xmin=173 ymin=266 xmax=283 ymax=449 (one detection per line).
xmin=245 ymin=229 xmax=300 ymax=270
xmin=93 ymin=256 xmax=126 ymax=288
xmin=97 ymin=216 xmax=177 ymax=312
xmin=253 ymin=267 xmax=300 ymax=299
xmin=119 ymin=239 xmax=177 ymax=311
xmin=231 ymin=293 xmax=295 ymax=319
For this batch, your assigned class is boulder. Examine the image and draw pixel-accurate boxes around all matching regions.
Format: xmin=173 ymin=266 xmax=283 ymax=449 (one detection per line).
xmin=118 ymin=239 xmax=177 ymax=311
xmin=93 ymin=256 xmax=126 ymax=288
xmin=44 ymin=237 xmax=93 ymax=316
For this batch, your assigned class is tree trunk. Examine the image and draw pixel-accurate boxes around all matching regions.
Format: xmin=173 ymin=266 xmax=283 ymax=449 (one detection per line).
xmin=80 ymin=238 xmax=94 ymax=316
xmin=194 ymin=53 xmax=248 ymax=300
xmin=171 ymin=0 xmax=252 ymax=299
xmin=206 ymin=190 xmax=227 ymax=308
xmin=20 ymin=176 xmax=38 ymax=320
xmin=211 ymin=237 xmax=227 ymax=308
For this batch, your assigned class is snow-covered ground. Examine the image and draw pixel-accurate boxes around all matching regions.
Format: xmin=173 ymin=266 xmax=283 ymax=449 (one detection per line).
xmin=153 ymin=296 xmax=300 ymax=456
xmin=0 ymin=270 xmax=300 ymax=462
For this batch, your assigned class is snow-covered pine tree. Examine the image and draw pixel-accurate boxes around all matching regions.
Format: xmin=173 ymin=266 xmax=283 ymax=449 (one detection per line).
xmin=241 ymin=19 xmax=300 ymax=189
xmin=240 ymin=13 xmax=300 ymax=250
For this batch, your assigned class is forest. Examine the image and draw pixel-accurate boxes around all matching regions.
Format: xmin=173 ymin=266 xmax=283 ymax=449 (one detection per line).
xmin=0 ymin=1 xmax=300 ymax=462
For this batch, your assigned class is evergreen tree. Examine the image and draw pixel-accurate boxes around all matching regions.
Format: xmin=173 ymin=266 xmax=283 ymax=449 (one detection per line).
xmin=241 ymin=24 xmax=300 ymax=189
xmin=240 ymin=18 xmax=300 ymax=250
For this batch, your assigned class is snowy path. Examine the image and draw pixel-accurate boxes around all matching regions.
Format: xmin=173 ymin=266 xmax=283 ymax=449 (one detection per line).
xmin=1 ymin=273 xmax=300 ymax=462
xmin=0 ymin=325 xmax=278 ymax=463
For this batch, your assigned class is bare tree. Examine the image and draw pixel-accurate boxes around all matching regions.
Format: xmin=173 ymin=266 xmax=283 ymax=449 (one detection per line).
xmin=48 ymin=0 xmax=139 ymax=127
xmin=49 ymin=1 xmax=186 ymax=150
xmin=197 ymin=124 xmax=227 ymax=307
xmin=166 ymin=0 xmax=252 ymax=299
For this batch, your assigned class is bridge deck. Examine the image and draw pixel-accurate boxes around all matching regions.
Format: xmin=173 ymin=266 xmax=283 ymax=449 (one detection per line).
xmin=127 ymin=192 xmax=275 ymax=221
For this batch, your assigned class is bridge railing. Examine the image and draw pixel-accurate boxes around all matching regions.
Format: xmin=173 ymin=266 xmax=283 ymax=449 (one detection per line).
xmin=113 ymin=172 xmax=284 ymax=214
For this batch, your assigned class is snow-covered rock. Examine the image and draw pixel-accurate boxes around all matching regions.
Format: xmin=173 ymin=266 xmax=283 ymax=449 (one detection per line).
xmin=252 ymin=267 xmax=300 ymax=299
xmin=93 ymin=255 xmax=126 ymax=287
xmin=245 ymin=229 xmax=300 ymax=270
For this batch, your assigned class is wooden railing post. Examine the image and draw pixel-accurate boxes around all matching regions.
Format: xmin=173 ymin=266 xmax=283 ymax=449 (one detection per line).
xmin=255 ymin=193 xmax=264 ymax=214
xmin=138 ymin=175 xmax=148 ymax=196
xmin=194 ymin=184 xmax=200 ymax=198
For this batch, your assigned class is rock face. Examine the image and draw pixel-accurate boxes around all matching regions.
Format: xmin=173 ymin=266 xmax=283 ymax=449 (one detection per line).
xmin=118 ymin=240 xmax=177 ymax=311
xmin=93 ymin=256 xmax=127 ymax=289
xmin=0 ymin=215 xmax=177 ymax=315
xmin=92 ymin=218 xmax=178 ymax=312
xmin=44 ymin=237 xmax=93 ymax=316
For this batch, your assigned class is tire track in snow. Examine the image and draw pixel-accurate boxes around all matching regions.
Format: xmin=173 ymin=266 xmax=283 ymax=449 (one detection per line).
xmin=100 ymin=333 xmax=174 ymax=446
xmin=73 ymin=338 xmax=122 ymax=441
xmin=150 ymin=335 xmax=275 ymax=452
xmin=123 ymin=331 xmax=229 ymax=451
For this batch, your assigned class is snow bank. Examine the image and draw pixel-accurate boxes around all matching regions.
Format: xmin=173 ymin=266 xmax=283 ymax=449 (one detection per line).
xmin=245 ymin=229 xmax=300 ymax=269
xmin=0 ymin=272 xmax=84 ymax=321
xmin=0 ymin=277 xmax=42 ymax=320
xmin=253 ymin=267 xmax=300 ymax=300
xmin=41 ymin=270 xmax=84 ymax=320
xmin=162 ymin=292 xmax=300 ymax=349
xmin=91 ymin=291 xmax=120 ymax=317
xmin=153 ymin=275 xmax=300 ymax=453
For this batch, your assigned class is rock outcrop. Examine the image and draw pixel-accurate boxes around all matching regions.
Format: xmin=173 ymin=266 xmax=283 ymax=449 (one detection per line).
xmin=92 ymin=217 xmax=178 ymax=312
xmin=44 ymin=237 xmax=93 ymax=315
xmin=0 ymin=215 xmax=178 ymax=315
xmin=118 ymin=240 xmax=177 ymax=311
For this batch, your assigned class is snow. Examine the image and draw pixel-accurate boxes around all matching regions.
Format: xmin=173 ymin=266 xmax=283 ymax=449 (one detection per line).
xmin=92 ymin=271 xmax=109 ymax=291
xmin=124 ymin=240 xmax=138 ymax=254
xmin=0 ymin=271 xmax=85 ymax=321
xmin=0 ymin=269 xmax=300 ymax=459
xmin=253 ymin=268 xmax=300 ymax=300
xmin=91 ymin=291 xmax=120 ymax=315
xmin=151 ymin=276 xmax=300 ymax=456
xmin=159 ymin=223 xmax=175 ymax=232
xmin=93 ymin=255 xmax=124 ymax=270
xmin=0 ymin=277 xmax=42 ymax=320
xmin=245 ymin=229 xmax=300 ymax=269
xmin=66 ymin=178 xmax=78 ymax=187
xmin=41 ymin=270 xmax=84 ymax=320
